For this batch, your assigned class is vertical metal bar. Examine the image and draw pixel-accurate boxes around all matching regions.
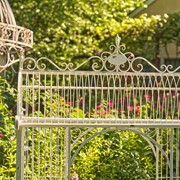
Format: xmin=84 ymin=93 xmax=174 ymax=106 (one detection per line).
xmin=16 ymin=127 xmax=25 ymax=180
xmin=55 ymin=128 xmax=59 ymax=179
xmin=156 ymin=129 xmax=159 ymax=180
xmin=50 ymin=128 xmax=52 ymax=179
xmin=170 ymin=128 xmax=174 ymax=180
xmin=60 ymin=128 xmax=64 ymax=180
xmin=24 ymin=128 xmax=28 ymax=179
xmin=32 ymin=128 xmax=34 ymax=179
xmin=44 ymin=128 xmax=47 ymax=179
xmin=38 ymin=128 xmax=40 ymax=179
xmin=166 ymin=128 xmax=169 ymax=179
xmin=176 ymin=128 xmax=179 ymax=178
xmin=65 ymin=127 xmax=71 ymax=180
xmin=16 ymin=57 xmax=24 ymax=180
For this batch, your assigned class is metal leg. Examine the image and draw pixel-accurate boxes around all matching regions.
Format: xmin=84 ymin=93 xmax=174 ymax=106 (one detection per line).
xmin=65 ymin=127 xmax=71 ymax=180
xmin=156 ymin=129 xmax=159 ymax=180
xmin=176 ymin=128 xmax=179 ymax=179
xmin=170 ymin=128 xmax=174 ymax=180
xmin=16 ymin=127 xmax=24 ymax=180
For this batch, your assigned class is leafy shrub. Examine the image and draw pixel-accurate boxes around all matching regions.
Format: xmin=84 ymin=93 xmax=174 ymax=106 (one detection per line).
xmin=0 ymin=76 xmax=16 ymax=179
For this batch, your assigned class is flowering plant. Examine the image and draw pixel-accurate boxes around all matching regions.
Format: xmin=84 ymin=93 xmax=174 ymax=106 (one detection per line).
xmin=89 ymin=90 xmax=180 ymax=120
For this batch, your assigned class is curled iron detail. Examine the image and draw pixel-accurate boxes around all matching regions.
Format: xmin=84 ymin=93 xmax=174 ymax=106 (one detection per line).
xmin=20 ymin=35 xmax=179 ymax=73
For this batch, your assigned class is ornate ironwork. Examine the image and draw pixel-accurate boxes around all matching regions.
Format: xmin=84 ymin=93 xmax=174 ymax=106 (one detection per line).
xmin=21 ymin=35 xmax=180 ymax=73
xmin=16 ymin=33 xmax=180 ymax=179
xmin=0 ymin=0 xmax=33 ymax=73
xmin=17 ymin=33 xmax=180 ymax=179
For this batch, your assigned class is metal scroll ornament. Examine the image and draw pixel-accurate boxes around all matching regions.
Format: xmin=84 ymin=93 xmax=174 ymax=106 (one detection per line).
xmin=22 ymin=35 xmax=180 ymax=73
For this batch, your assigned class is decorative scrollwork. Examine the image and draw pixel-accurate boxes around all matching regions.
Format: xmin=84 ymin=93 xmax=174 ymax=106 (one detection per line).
xmin=21 ymin=35 xmax=180 ymax=73
xmin=21 ymin=57 xmax=66 ymax=71
xmin=0 ymin=45 xmax=21 ymax=73
xmin=0 ymin=0 xmax=33 ymax=73
xmin=75 ymin=35 xmax=180 ymax=73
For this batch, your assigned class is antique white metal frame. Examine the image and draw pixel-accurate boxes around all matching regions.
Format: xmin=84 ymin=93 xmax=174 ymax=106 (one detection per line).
xmin=15 ymin=36 xmax=180 ymax=179
xmin=0 ymin=0 xmax=33 ymax=72
xmin=0 ymin=1 xmax=179 ymax=180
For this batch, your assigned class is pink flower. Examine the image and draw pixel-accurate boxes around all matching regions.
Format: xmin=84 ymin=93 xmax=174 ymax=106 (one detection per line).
xmin=72 ymin=173 xmax=78 ymax=180
xmin=97 ymin=110 xmax=104 ymax=115
xmin=67 ymin=101 xmax=73 ymax=106
xmin=159 ymin=106 xmax=163 ymax=111
xmin=135 ymin=105 xmax=140 ymax=113
xmin=107 ymin=101 xmax=113 ymax=107
xmin=104 ymin=111 xmax=110 ymax=114
xmin=0 ymin=133 xmax=4 ymax=137
xmin=144 ymin=94 xmax=150 ymax=101
xmin=127 ymin=106 xmax=133 ymax=111
xmin=96 ymin=105 xmax=101 ymax=109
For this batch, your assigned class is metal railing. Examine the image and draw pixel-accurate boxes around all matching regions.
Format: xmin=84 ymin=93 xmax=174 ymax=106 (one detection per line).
xmin=16 ymin=36 xmax=180 ymax=180
xmin=17 ymin=36 xmax=180 ymax=128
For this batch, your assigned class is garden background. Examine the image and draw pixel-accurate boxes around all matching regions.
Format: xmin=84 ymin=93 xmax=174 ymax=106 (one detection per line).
xmin=1 ymin=0 xmax=180 ymax=179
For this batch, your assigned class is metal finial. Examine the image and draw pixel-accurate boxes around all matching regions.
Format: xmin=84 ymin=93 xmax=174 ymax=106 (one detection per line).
xmin=115 ymin=35 xmax=121 ymax=47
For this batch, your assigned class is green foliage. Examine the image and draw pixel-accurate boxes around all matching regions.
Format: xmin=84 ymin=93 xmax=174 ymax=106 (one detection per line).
xmin=8 ymin=0 xmax=180 ymax=68
xmin=9 ymin=0 xmax=180 ymax=69
xmin=23 ymin=127 xmax=65 ymax=179
xmin=117 ymin=14 xmax=168 ymax=60
xmin=161 ymin=12 xmax=180 ymax=44
xmin=10 ymin=0 xmax=145 ymax=66
xmin=160 ymin=12 xmax=180 ymax=59
xmin=0 ymin=76 xmax=16 ymax=179
xmin=73 ymin=130 xmax=155 ymax=179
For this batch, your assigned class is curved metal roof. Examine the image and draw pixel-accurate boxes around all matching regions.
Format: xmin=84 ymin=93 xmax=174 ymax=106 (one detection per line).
xmin=0 ymin=0 xmax=33 ymax=72
xmin=0 ymin=0 xmax=16 ymax=25
xmin=0 ymin=0 xmax=33 ymax=49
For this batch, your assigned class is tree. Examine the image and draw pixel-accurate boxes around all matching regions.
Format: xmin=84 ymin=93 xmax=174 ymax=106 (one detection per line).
xmin=10 ymin=0 xmax=145 ymax=66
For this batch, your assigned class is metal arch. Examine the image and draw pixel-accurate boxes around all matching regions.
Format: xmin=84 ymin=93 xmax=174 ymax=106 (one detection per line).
xmin=71 ymin=127 xmax=95 ymax=149
xmin=70 ymin=127 xmax=170 ymax=167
